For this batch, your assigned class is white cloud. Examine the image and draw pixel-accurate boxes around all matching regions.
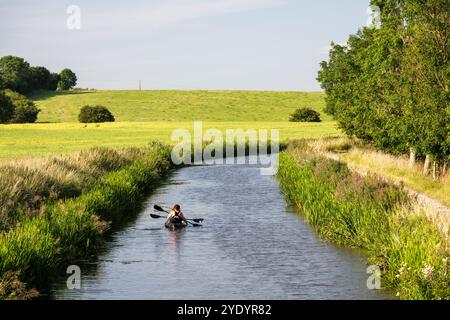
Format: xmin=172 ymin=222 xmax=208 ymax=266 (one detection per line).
xmin=91 ymin=0 xmax=286 ymax=30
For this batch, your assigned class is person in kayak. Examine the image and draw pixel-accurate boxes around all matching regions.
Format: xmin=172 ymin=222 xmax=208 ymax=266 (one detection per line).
xmin=167 ymin=204 xmax=187 ymax=225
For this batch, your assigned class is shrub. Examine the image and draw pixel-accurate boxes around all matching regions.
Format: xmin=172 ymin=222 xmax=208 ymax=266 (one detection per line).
xmin=289 ymin=107 xmax=321 ymax=123
xmin=78 ymin=105 xmax=115 ymax=123
xmin=0 ymin=91 xmax=14 ymax=123
xmin=2 ymin=89 xmax=40 ymax=123
xmin=10 ymin=99 xmax=40 ymax=123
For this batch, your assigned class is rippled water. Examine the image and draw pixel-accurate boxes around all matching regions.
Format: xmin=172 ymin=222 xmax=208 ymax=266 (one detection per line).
xmin=51 ymin=158 xmax=391 ymax=300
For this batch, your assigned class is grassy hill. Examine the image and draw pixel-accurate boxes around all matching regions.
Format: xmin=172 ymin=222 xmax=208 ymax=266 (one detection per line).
xmin=0 ymin=90 xmax=341 ymax=158
xmin=30 ymin=90 xmax=331 ymax=123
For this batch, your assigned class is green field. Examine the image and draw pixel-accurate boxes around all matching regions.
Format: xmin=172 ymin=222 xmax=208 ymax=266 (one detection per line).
xmin=30 ymin=90 xmax=332 ymax=123
xmin=0 ymin=90 xmax=341 ymax=158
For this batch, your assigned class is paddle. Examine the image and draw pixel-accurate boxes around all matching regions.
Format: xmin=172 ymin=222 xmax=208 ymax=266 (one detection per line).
xmin=150 ymin=213 xmax=202 ymax=227
xmin=153 ymin=205 xmax=204 ymax=223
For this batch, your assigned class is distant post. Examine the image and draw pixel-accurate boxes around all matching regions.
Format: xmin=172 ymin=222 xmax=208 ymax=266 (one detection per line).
xmin=139 ymin=80 xmax=141 ymax=91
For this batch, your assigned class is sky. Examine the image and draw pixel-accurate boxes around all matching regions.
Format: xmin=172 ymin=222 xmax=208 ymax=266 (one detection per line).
xmin=0 ymin=0 xmax=370 ymax=91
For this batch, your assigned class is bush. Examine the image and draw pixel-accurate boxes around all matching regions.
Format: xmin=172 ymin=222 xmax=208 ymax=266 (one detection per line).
xmin=289 ymin=107 xmax=321 ymax=122
xmin=78 ymin=105 xmax=115 ymax=123
xmin=2 ymin=89 xmax=40 ymax=123
xmin=10 ymin=100 xmax=40 ymax=123
xmin=0 ymin=91 xmax=14 ymax=123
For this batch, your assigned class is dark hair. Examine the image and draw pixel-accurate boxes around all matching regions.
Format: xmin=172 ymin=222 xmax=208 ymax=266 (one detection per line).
xmin=173 ymin=204 xmax=181 ymax=211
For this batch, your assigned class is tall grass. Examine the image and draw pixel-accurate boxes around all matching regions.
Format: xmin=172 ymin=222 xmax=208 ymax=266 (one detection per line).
xmin=0 ymin=147 xmax=151 ymax=230
xmin=0 ymin=142 xmax=173 ymax=298
xmin=306 ymin=137 xmax=450 ymax=207
xmin=278 ymin=144 xmax=449 ymax=300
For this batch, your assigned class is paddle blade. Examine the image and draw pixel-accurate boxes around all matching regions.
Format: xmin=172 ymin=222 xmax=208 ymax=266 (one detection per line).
xmin=153 ymin=205 xmax=167 ymax=213
xmin=150 ymin=213 xmax=164 ymax=219
xmin=188 ymin=221 xmax=203 ymax=227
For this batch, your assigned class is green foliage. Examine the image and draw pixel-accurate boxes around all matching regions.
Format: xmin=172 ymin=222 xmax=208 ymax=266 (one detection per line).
xmin=0 ymin=91 xmax=14 ymax=123
xmin=78 ymin=105 xmax=115 ymax=123
xmin=10 ymin=99 xmax=40 ymax=124
xmin=0 ymin=144 xmax=173 ymax=295
xmin=317 ymin=1 xmax=449 ymax=161
xmin=278 ymin=148 xmax=449 ymax=300
xmin=28 ymin=66 xmax=54 ymax=91
xmin=0 ymin=55 xmax=73 ymax=94
xmin=289 ymin=107 xmax=321 ymax=122
xmin=3 ymin=89 xmax=40 ymax=123
xmin=58 ymin=69 xmax=77 ymax=90
xmin=0 ymin=56 xmax=31 ymax=94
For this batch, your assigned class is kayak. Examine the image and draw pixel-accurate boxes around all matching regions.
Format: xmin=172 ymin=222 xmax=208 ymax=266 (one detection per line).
xmin=165 ymin=220 xmax=187 ymax=230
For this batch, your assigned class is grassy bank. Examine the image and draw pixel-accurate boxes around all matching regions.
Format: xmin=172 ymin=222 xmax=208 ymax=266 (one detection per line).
xmin=0 ymin=143 xmax=173 ymax=299
xmin=278 ymin=141 xmax=449 ymax=300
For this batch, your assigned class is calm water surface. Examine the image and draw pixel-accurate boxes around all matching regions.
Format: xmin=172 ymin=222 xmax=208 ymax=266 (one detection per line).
xmin=51 ymin=158 xmax=390 ymax=300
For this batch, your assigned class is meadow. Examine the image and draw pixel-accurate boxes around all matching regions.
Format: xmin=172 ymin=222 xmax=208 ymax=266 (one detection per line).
xmin=30 ymin=90 xmax=332 ymax=123
xmin=0 ymin=121 xmax=339 ymax=158
xmin=0 ymin=90 xmax=340 ymax=159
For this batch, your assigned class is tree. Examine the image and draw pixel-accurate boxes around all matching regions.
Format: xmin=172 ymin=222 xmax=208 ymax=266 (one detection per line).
xmin=58 ymin=69 xmax=77 ymax=90
xmin=0 ymin=56 xmax=31 ymax=94
xmin=0 ymin=91 xmax=14 ymax=123
xmin=28 ymin=66 xmax=52 ymax=91
xmin=317 ymin=0 xmax=449 ymax=168
xmin=48 ymin=73 xmax=61 ymax=91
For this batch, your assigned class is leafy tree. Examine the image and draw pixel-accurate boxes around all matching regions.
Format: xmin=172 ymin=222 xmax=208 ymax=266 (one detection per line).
xmin=58 ymin=69 xmax=77 ymax=90
xmin=317 ymin=0 xmax=449 ymax=169
xmin=28 ymin=66 xmax=52 ymax=91
xmin=78 ymin=105 xmax=115 ymax=123
xmin=48 ymin=73 xmax=61 ymax=91
xmin=0 ymin=56 xmax=31 ymax=94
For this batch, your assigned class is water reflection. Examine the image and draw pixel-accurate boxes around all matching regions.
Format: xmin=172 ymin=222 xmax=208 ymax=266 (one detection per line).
xmin=51 ymin=159 xmax=392 ymax=300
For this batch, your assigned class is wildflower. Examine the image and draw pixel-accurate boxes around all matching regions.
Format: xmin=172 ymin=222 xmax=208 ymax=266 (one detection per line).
xmin=422 ymin=265 xmax=434 ymax=280
xmin=398 ymin=266 xmax=405 ymax=276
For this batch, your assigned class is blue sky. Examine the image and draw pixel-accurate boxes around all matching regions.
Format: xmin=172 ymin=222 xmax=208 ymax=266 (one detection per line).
xmin=0 ymin=0 xmax=369 ymax=91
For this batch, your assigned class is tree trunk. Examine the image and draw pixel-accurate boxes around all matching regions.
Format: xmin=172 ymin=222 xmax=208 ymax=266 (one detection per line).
xmin=432 ymin=161 xmax=437 ymax=181
xmin=443 ymin=163 xmax=447 ymax=176
xmin=423 ymin=155 xmax=431 ymax=175
xmin=409 ymin=148 xmax=416 ymax=169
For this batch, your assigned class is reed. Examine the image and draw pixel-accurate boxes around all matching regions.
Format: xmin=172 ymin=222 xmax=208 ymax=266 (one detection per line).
xmin=278 ymin=145 xmax=449 ymax=300
xmin=0 ymin=142 xmax=173 ymax=298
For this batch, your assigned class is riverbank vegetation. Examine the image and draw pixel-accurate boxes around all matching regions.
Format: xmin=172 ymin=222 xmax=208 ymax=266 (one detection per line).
xmin=307 ymin=137 xmax=450 ymax=208
xmin=278 ymin=140 xmax=449 ymax=300
xmin=0 ymin=142 xmax=173 ymax=299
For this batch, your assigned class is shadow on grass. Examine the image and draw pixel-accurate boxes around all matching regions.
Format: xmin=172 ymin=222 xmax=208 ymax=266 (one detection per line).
xmin=29 ymin=90 xmax=96 ymax=101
